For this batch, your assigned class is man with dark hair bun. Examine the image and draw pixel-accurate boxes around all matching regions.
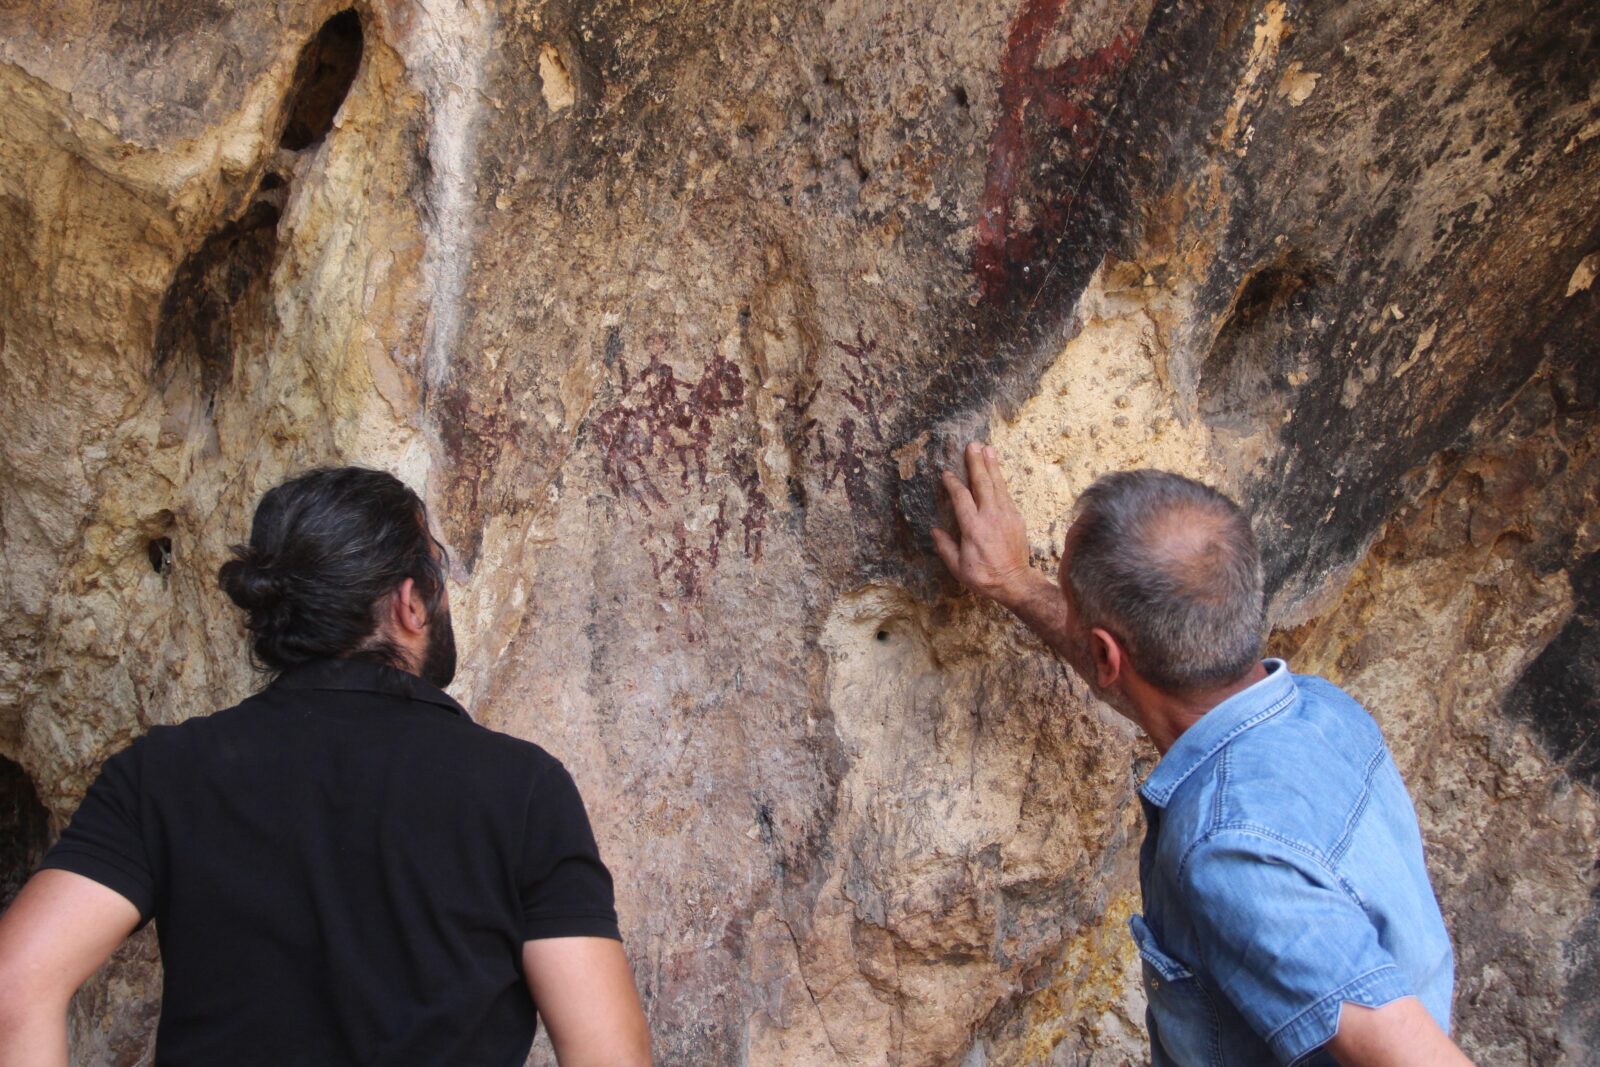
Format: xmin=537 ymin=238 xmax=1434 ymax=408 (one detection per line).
xmin=0 ymin=467 xmax=650 ymax=1067
xmin=216 ymin=467 xmax=458 ymax=687
xmin=934 ymin=443 xmax=1471 ymax=1067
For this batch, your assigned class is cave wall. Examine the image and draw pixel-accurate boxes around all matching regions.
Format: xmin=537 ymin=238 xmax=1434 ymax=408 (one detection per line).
xmin=0 ymin=0 xmax=1595 ymax=1064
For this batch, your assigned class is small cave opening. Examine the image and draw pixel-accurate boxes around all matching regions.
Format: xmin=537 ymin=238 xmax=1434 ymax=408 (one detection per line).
xmin=0 ymin=756 xmax=49 ymax=909
xmin=147 ymin=10 xmax=360 ymax=404
xmin=147 ymin=535 xmax=174 ymax=576
xmin=280 ymin=9 xmax=365 ymax=152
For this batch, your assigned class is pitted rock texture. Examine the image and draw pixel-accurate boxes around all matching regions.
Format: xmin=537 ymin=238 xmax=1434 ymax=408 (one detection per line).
xmin=0 ymin=1 xmax=1595 ymax=1064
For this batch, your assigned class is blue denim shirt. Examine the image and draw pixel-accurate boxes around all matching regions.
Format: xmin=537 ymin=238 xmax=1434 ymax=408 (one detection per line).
xmin=1130 ymin=660 xmax=1454 ymax=1066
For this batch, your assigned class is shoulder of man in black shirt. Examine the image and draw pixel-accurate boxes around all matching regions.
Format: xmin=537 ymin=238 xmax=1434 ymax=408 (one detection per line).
xmin=0 ymin=466 xmax=650 ymax=1067
xmin=36 ymin=657 xmax=626 ymax=1065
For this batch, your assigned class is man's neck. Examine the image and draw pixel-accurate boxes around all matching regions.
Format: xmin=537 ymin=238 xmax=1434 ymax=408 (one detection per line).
xmin=1133 ymin=661 xmax=1271 ymax=755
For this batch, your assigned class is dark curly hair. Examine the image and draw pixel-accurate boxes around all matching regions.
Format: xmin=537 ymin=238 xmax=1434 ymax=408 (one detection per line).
xmin=217 ymin=467 xmax=447 ymax=676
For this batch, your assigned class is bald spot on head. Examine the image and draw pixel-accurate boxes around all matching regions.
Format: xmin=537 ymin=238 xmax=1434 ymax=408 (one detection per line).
xmin=1063 ymin=468 xmax=1264 ymax=693
xmin=1141 ymin=503 xmax=1239 ymax=608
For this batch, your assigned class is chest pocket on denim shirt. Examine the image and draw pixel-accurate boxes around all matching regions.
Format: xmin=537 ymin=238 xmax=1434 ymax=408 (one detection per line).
xmin=1130 ymin=913 xmax=1221 ymax=1067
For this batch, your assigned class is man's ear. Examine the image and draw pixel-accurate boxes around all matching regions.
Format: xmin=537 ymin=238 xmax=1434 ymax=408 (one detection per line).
xmin=391 ymin=577 xmax=428 ymax=637
xmin=1090 ymin=627 xmax=1122 ymax=690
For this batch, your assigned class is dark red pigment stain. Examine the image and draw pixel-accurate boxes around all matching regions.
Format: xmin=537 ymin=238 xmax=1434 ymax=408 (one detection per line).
xmin=975 ymin=0 xmax=1140 ymax=302
xmin=592 ymin=337 xmax=747 ymax=512
xmin=434 ymin=379 xmax=517 ymax=553
xmin=733 ymin=452 xmax=770 ymax=561
xmin=793 ymin=329 xmax=895 ymax=519
xmin=648 ymin=504 xmax=731 ymax=605
xmin=590 ymin=338 xmax=768 ymax=614
xmin=590 ymin=329 xmax=895 ymax=620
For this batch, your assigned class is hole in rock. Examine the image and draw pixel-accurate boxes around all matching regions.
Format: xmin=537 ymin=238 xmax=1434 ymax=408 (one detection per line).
xmin=280 ymin=9 xmax=365 ymax=151
xmin=258 ymin=172 xmax=285 ymax=191
xmin=147 ymin=536 xmax=173 ymax=575
xmin=1221 ymin=262 xmax=1321 ymax=333
xmin=0 ymin=756 xmax=48 ymax=909
xmin=876 ymin=629 xmax=890 ymax=642
xmin=152 ymin=198 xmax=282 ymax=397
xmin=1198 ymin=257 xmax=1328 ymax=429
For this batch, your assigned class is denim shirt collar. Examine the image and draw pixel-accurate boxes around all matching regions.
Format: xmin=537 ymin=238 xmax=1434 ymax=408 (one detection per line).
xmin=272 ymin=657 xmax=470 ymax=720
xmin=1138 ymin=659 xmax=1295 ymax=809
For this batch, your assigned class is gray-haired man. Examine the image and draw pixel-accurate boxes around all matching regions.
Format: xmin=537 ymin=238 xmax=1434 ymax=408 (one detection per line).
xmin=933 ymin=443 xmax=1472 ymax=1067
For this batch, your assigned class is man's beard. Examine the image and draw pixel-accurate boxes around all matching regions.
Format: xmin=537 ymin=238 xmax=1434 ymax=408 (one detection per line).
xmin=420 ymin=608 xmax=458 ymax=690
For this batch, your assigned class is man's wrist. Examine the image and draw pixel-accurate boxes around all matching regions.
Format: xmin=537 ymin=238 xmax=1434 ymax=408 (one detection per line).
xmin=992 ymin=569 xmax=1058 ymax=614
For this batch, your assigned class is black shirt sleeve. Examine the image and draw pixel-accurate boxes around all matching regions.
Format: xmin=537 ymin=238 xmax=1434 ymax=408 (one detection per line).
xmin=39 ymin=737 xmax=159 ymax=924
xmin=518 ymin=762 xmax=620 ymax=942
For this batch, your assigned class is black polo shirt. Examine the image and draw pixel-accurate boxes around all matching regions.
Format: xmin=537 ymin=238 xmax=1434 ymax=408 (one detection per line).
xmin=41 ymin=658 xmax=619 ymax=1066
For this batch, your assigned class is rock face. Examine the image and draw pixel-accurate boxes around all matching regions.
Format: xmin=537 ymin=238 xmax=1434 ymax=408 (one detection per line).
xmin=0 ymin=0 xmax=1595 ymax=1063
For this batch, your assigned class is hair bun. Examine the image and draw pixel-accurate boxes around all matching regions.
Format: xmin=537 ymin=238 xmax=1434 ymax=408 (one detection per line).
xmin=218 ymin=547 xmax=292 ymax=613
xmin=216 ymin=466 xmax=438 ymax=675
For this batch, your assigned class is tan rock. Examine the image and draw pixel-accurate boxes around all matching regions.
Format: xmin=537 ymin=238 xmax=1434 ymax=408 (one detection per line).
xmin=0 ymin=1 xmax=1595 ymax=1064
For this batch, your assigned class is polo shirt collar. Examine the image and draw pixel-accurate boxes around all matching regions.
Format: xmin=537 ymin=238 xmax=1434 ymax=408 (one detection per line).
xmin=1138 ymin=658 xmax=1295 ymax=809
xmin=273 ymin=658 xmax=469 ymax=720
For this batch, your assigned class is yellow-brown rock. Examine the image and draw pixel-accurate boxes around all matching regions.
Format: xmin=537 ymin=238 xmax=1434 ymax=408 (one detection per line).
xmin=0 ymin=0 xmax=1595 ymax=1064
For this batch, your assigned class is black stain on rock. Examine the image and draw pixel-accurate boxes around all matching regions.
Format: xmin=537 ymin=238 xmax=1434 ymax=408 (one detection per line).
xmin=1502 ymin=551 xmax=1600 ymax=789
xmin=1561 ymin=884 xmax=1600 ymax=1062
xmin=894 ymin=0 xmax=1236 ymax=580
xmin=152 ymin=198 xmax=281 ymax=398
xmin=894 ymin=0 xmax=1599 ymax=622
xmin=1188 ymin=0 xmax=1600 ymax=607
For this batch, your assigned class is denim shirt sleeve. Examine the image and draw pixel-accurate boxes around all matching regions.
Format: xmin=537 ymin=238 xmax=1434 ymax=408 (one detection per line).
xmin=1181 ymin=828 xmax=1416 ymax=1064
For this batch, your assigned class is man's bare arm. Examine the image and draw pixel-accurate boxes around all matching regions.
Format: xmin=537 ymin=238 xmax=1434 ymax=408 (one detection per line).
xmin=932 ymin=442 xmax=1078 ymax=658
xmin=0 ymin=869 xmax=141 ymax=1067
xmin=1326 ymin=997 xmax=1473 ymax=1067
xmin=522 ymin=936 xmax=652 ymax=1067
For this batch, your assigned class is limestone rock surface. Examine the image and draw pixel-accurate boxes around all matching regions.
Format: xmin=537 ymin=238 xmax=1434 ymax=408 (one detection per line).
xmin=0 ymin=0 xmax=1596 ymax=1064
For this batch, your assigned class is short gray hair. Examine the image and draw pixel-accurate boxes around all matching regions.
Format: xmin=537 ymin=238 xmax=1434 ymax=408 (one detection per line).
xmin=1064 ymin=470 xmax=1263 ymax=692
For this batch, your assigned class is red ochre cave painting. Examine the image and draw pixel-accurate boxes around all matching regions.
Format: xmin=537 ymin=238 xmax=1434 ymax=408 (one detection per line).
xmin=975 ymin=0 xmax=1142 ymax=302
xmin=590 ymin=338 xmax=771 ymax=608
xmin=791 ymin=329 xmax=893 ymax=517
xmin=590 ymin=330 xmax=894 ymax=619
xmin=592 ymin=339 xmax=746 ymax=512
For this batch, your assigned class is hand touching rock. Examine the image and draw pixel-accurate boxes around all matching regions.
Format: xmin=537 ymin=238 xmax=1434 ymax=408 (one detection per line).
xmin=931 ymin=442 xmax=1036 ymax=609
